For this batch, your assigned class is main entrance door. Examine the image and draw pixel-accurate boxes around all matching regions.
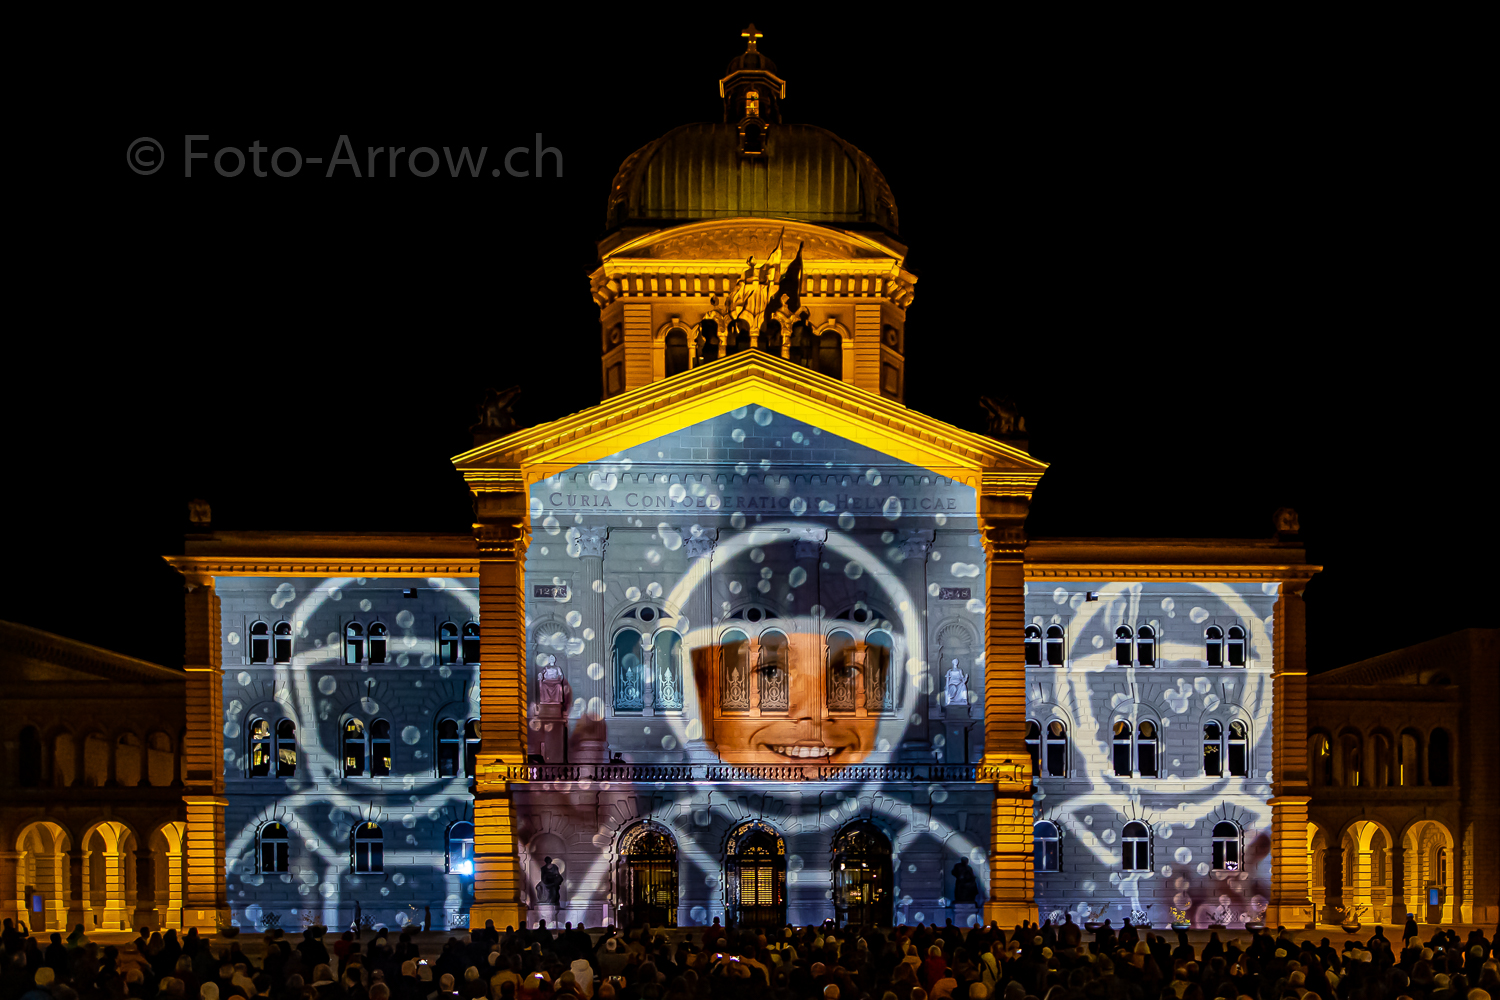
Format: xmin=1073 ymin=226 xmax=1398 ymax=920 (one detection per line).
xmin=833 ymin=821 xmax=893 ymax=926
xmin=726 ymin=820 xmax=786 ymax=929
xmin=620 ymin=823 xmax=678 ymax=927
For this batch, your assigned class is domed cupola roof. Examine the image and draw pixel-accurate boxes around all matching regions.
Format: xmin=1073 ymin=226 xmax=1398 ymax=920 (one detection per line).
xmin=604 ymin=26 xmax=899 ymax=237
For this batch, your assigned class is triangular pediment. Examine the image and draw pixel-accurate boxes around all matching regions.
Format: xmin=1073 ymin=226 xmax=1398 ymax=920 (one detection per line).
xmin=453 ymin=351 xmax=1045 ymax=496
xmin=603 ymin=219 xmax=905 ymax=264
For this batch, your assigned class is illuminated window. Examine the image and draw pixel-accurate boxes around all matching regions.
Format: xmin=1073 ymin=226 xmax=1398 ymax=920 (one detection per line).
xmin=1205 ymin=626 xmax=1224 ymax=667
xmin=1044 ymin=625 xmax=1065 ymax=666
xmin=1113 ymin=721 xmax=1133 ymax=776
xmin=817 ymin=330 xmax=842 ymax=378
xmin=1204 ymin=722 xmax=1223 ymax=776
xmin=275 ymin=720 xmax=297 ymax=777
xmin=1115 ymin=626 xmax=1133 ymax=666
xmin=1034 ymin=821 xmax=1061 ymax=872
xmin=343 ymin=719 xmax=365 ymax=777
xmin=1122 ymin=822 xmax=1149 ymax=871
xmin=1226 ymin=625 xmax=1246 ymax=666
xmin=250 ymin=622 xmax=270 ymax=664
xmin=1045 ymin=721 xmax=1068 ymax=777
xmin=353 ymin=822 xmax=383 ymax=874
xmin=665 ymin=328 xmax=690 ymax=376
xmin=1025 ymin=721 xmax=1040 ymax=774
xmin=719 ymin=629 xmax=750 ymax=712
xmin=1137 ymin=721 xmax=1158 ymax=777
xmin=1228 ymin=721 xmax=1248 ymax=776
xmin=464 ymin=720 xmax=480 ymax=777
xmin=1212 ymin=821 xmax=1241 ymax=871
xmin=370 ymin=720 xmax=391 ymax=777
xmin=1399 ymin=729 xmax=1422 ymax=786
xmin=273 ymin=621 xmax=292 ymax=663
xmin=249 ymin=719 xmax=271 ymax=777
xmin=462 ymin=622 xmax=480 ymax=663
xmin=758 ymin=630 xmax=790 ymax=713
xmin=1137 ymin=626 xmax=1156 ymax=666
xmin=439 ymin=623 xmax=459 ymax=665
xmin=447 ymin=821 xmax=475 ymax=876
xmin=344 ymin=623 xmax=363 ymax=665
xmin=1024 ymin=625 xmax=1042 ymax=666
xmin=696 ymin=319 xmax=720 ymax=363
xmin=437 ymin=719 xmax=461 ymax=778
xmin=654 ymin=630 xmax=686 ymax=712
xmin=260 ymin=823 xmax=289 ymax=874
xmin=368 ymin=622 xmax=387 ymax=664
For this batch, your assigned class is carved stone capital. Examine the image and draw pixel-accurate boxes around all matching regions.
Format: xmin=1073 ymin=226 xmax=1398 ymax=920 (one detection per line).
xmin=686 ymin=531 xmax=717 ymax=559
xmin=981 ymin=522 xmax=1027 ymax=561
xmin=900 ymin=529 xmax=934 ymax=560
xmin=574 ymin=527 xmax=607 ymax=559
xmin=474 ymin=520 xmax=530 ymax=559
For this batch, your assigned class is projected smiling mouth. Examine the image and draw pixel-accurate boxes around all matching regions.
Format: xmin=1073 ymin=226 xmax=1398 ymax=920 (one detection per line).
xmin=749 ymin=720 xmax=864 ymax=762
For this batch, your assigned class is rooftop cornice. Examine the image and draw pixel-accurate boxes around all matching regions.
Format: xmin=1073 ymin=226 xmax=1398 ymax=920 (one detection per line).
xmin=0 ymin=620 xmax=184 ymax=683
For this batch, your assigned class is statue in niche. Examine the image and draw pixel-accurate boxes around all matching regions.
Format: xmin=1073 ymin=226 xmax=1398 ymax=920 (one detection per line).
xmin=536 ymin=856 xmax=562 ymax=906
xmin=537 ymin=654 xmax=566 ymax=705
xmin=952 ymin=857 xmax=980 ymax=904
xmin=945 ymin=659 xmax=969 ymax=706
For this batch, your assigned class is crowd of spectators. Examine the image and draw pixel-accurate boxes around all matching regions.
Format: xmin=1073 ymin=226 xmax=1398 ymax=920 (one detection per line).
xmin=2 ymin=915 xmax=1496 ymax=1000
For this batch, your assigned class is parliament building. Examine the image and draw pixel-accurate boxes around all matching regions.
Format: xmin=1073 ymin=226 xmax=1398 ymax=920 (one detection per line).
xmin=9 ymin=29 xmax=1489 ymax=937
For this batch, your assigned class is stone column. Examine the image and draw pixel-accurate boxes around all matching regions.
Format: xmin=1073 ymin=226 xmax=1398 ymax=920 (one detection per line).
xmin=470 ymin=493 xmax=531 ymax=931
xmin=101 ymin=850 xmax=127 ymax=929
xmin=40 ymin=851 xmax=67 ymax=931
xmin=133 ymin=848 xmax=158 ymax=930
xmin=67 ymin=847 xmax=90 ymax=930
xmin=1267 ymin=580 xmax=1317 ymax=927
xmin=574 ymin=528 xmax=608 ymax=763
xmin=979 ymin=500 xmax=1034 ymax=927
xmin=1380 ymin=846 xmax=1395 ymax=923
xmin=1321 ymin=846 xmax=1345 ymax=924
xmin=178 ymin=571 xmax=229 ymax=931
xmin=0 ymin=852 xmax=22 ymax=930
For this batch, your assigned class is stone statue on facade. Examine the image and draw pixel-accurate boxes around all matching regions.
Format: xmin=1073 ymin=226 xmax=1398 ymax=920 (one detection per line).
xmin=537 ymin=654 xmax=566 ymax=705
xmin=945 ymin=659 xmax=969 ymax=706
xmin=536 ymin=856 xmax=562 ymax=906
xmin=470 ymin=386 xmax=522 ymax=446
xmin=952 ymin=857 xmax=980 ymax=904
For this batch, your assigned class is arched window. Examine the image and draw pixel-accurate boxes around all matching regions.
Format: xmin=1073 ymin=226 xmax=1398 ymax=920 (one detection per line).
xmin=1115 ymin=626 xmax=1133 ymax=666
xmin=1312 ymin=733 xmax=1333 ymax=786
xmin=439 ymin=623 xmax=459 ymax=665
xmin=1137 ymin=625 xmax=1156 ymax=666
xmin=249 ymin=719 xmax=271 ymax=777
xmin=1044 ymin=625 xmax=1065 ymax=666
xmin=696 ymin=319 xmax=720 ymax=364
xmin=1212 ymin=821 xmax=1241 ymax=871
xmin=1024 ymin=625 xmax=1042 ymax=666
xmin=260 ymin=823 xmax=289 ymax=873
xmin=1113 ymin=721 xmax=1133 ymax=776
xmin=1137 ymin=721 xmax=1158 ymax=777
xmin=447 ymin=821 xmax=475 ymax=876
xmin=613 ymin=628 xmax=645 ymax=712
xmin=1371 ymin=731 xmax=1393 ymax=787
xmin=250 ymin=621 xmax=270 ymax=664
xmin=758 ymin=631 xmax=790 ymax=713
xmin=275 ymin=720 xmax=297 ymax=777
xmin=1341 ymin=731 xmax=1362 ymax=787
xmin=462 ymin=622 xmax=480 ymax=664
xmin=720 ymin=629 xmax=750 ymax=711
xmin=370 ymin=720 xmax=391 ymax=776
xmin=1025 ymin=721 xmax=1041 ymax=774
xmin=1226 ymin=625 xmax=1246 ymax=666
xmin=343 ymin=719 xmax=366 ymax=777
xmin=1228 ymin=721 xmax=1248 ymax=776
xmin=1399 ymin=728 xmax=1422 ymax=786
xmin=826 ymin=630 xmax=857 ymax=712
xmin=653 ymin=630 xmax=684 ymax=712
xmin=1428 ymin=728 xmax=1452 ymax=786
xmin=817 ymin=330 xmax=842 ymax=378
xmin=273 ymin=621 xmax=293 ymax=663
xmin=437 ymin=719 xmax=462 ymax=778
xmin=368 ymin=623 xmax=387 ymax=664
xmin=727 ymin=319 xmax=752 ymax=355
xmin=1035 ymin=821 xmax=1061 ymax=872
xmin=344 ymin=623 xmax=364 ymax=665
xmin=1203 ymin=722 xmax=1223 ymax=776
xmin=757 ymin=319 xmax=776 ymax=354
xmin=1045 ymin=721 xmax=1068 ymax=777
xmin=464 ymin=720 xmax=480 ymax=777
xmin=865 ymin=631 xmax=894 ymax=712
xmin=1122 ymin=822 xmax=1149 ymax=871
xmin=665 ymin=329 xmax=690 ymax=376
xmin=1205 ymin=626 xmax=1224 ymax=667
xmin=789 ymin=320 xmax=815 ymax=367
xmin=353 ymin=822 xmax=383 ymax=874
xmin=19 ymin=725 xmax=42 ymax=787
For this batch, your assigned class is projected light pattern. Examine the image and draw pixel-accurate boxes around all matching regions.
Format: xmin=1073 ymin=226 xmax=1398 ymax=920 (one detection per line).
xmin=1027 ymin=581 xmax=1279 ymax=928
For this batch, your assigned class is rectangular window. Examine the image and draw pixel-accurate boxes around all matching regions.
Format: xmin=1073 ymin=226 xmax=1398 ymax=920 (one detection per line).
xmin=1035 ymin=840 xmax=1059 ymax=872
xmin=1228 ymin=642 xmax=1245 ymax=667
xmin=463 ymin=635 xmax=480 ymax=663
xmin=1204 ymin=743 xmax=1222 ymax=777
xmin=261 ymin=841 xmax=287 ymax=873
xmin=371 ymin=740 xmax=391 ymax=777
xmin=355 ymin=841 xmax=383 ymax=874
xmin=1115 ymin=639 xmax=1132 ymax=666
xmin=251 ymin=637 xmax=269 ymax=664
xmin=1207 ymin=643 xmax=1223 ymax=667
xmin=1046 ymin=742 xmax=1066 ymax=777
xmin=1024 ymin=643 xmax=1041 ymax=666
xmin=1114 ymin=743 xmax=1132 ymax=777
xmin=1229 ymin=742 xmax=1247 ymax=777
xmin=369 ymin=637 xmax=386 ymax=664
xmin=1138 ymin=742 xmax=1157 ymax=778
xmin=273 ymin=637 xmax=291 ymax=663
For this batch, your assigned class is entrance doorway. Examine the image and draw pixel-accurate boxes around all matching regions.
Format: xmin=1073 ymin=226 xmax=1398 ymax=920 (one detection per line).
xmin=619 ymin=822 xmax=678 ymax=927
xmin=833 ymin=821 xmax=893 ymax=926
xmin=726 ymin=820 xmax=786 ymax=929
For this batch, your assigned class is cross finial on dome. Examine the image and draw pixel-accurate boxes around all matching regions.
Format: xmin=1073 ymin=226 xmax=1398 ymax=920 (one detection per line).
xmin=740 ymin=23 xmax=763 ymax=50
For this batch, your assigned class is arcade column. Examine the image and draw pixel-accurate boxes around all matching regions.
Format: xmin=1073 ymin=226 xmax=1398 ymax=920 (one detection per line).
xmin=979 ymin=497 xmax=1035 ymax=927
xmin=179 ymin=572 xmax=229 ymax=931
xmin=470 ymin=484 xmax=531 ymax=932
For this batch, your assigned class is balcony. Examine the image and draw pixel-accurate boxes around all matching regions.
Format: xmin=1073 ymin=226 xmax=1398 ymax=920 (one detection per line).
xmin=500 ymin=763 xmax=990 ymax=783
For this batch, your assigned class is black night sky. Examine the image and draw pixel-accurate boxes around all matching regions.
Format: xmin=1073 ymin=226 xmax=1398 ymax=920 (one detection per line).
xmin=15 ymin=16 xmax=1489 ymax=674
